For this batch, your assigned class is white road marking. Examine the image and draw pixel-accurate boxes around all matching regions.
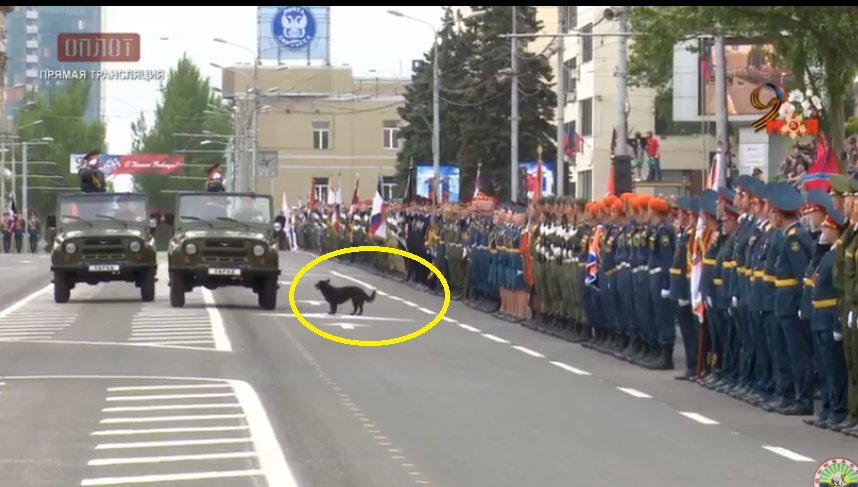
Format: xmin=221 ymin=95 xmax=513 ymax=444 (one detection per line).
xmin=260 ymin=313 xmax=407 ymax=322
xmin=106 ymin=393 xmax=235 ymax=402
xmin=376 ymin=290 xmax=388 ymax=296
xmin=298 ymin=299 xmax=325 ymax=306
xmin=102 ymin=403 xmax=240 ymax=412
xmin=20 ymin=259 xmax=32 ymax=263
xmin=201 ymin=288 xmax=232 ymax=352
xmin=130 ymin=332 xmax=213 ymax=338
xmin=322 ymin=322 xmax=371 ymax=330
xmin=92 ymin=425 xmax=248 ymax=436
xmin=402 ymin=300 xmax=418 ymax=307
xmin=417 ymin=307 xmax=435 ymax=315
xmin=330 ymin=271 xmax=376 ymax=291
xmin=229 ymin=379 xmax=300 ymax=487
xmin=89 ymin=451 xmax=256 ymax=466
xmin=481 ymin=333 xmax=510 ymax=344
xmin=160 ymin=340 xmax=215 ymax=346
xmin=389 ymin=296 xmax=404 ymax=302
xmin=101 ymin=414 xmax=244 ymax=424
xmin=762 ymin=446 xmax=815 ymax=462
xmin=549 ymin=361 xmax=591 ymax=376
xmin=679 ymin=412 xmax=719 ymax=425
xmin=0 ymin=339 xmax=218 ymax=351
xmin=511 ymin=345 xmax=545 ymax=358
xmin=441 ymin=317 xmax=457 ymax=323
xmin=0 ymin=284 xmax=52 ymax=319
xmin=617 ymin=387 xmax=652 ymax=399
xmin=279 ymin=280 xmax=291 ymax=286
xmin=80 ymin=469 xmax=264 ymax=486
xmin=458 ymin=324 xmax=481 ymax=333
xmin=95 ymin=438 xmax=252 ymax=450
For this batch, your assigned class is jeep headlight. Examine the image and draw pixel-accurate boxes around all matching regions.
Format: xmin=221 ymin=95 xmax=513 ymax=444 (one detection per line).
xmin=253 ymin=244 xmax=266 ymax=256
xmin=185 ymin=242 xmax=198 ymax=255
xmin=129 ymin=240 xmax=142 ymax=253
xmin=64 ymin=242 xmax=77 ymax=254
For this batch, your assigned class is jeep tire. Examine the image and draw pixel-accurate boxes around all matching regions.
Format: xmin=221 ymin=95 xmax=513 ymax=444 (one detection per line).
xmin=258 ymin=276 xmax=277 ymax=310
xmin=53 ymin=271 xmax=70 ymax=303
xmin=140 ymin=269 xmax=156 ymax=302
xmin=169 ymin=272 xmax=186 ymax=308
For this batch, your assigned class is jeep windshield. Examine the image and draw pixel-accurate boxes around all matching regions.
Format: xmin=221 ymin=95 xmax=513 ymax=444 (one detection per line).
xmin=177 ymin=194 xmax=273 ymax=225
xmin=59 ymin=194 xmax=149 ymax=228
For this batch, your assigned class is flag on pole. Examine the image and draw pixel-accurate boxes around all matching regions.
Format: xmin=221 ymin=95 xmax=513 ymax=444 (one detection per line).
xmin=803 ymin=133 xmax=840 ymax=191
xmin=585 ymin=224 xmax=603 ymax=289
xmin=369 ymin=174 xmax=387 ymax=238
xmin=309 ymin=179 xmax=316 ymax=210
xmin=690 ymin=152 xmax=723 ymax=323
xmin=473 ymin=164 xmax=482 ymax=199
xmin=350 ymin=175 xmax=360 ymax=214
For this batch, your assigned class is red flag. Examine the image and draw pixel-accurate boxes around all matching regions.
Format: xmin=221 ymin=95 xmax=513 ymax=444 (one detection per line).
xmin=804 ymin=134 xmax=840 ymax=192
xmin=605 ymin=165 xmax=615 ymax=197
xmin=536 ymin=160 xmax=543 ymax=201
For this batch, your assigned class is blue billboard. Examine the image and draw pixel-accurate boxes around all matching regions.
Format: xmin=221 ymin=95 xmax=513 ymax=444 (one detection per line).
xmin=416 ymin=165 xmax=460 ymax=203
xmin=520 ymin=160 xmax=556 ymax=198
xmin=257 ymin=6 xmax=330 ymax=64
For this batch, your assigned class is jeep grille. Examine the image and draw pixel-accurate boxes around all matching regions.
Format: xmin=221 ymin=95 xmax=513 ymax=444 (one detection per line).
xmin=201 ymin=240 xmax=248 ymax=263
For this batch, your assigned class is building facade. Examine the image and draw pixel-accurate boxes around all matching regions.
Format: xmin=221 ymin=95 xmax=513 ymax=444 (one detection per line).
xmin=221 ymin=65 xmax=407 ymax=205
xmin=4 ymin=5 xmax=104 ymax=130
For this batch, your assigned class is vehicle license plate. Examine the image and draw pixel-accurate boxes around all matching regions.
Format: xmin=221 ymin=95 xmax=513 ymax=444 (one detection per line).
xmin=88 ymin=264 xmax=120 ymax=272
xmin=208 ymin=268 xmax=241 ymax=276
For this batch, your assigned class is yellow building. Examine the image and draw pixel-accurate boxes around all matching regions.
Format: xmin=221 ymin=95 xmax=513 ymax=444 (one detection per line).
xmin=220 ymin=65 xmax=408 ymax=205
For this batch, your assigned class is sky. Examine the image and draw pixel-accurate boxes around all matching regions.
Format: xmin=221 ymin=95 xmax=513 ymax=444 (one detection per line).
xmin=102 ymin=6 xmax=445 ymax=154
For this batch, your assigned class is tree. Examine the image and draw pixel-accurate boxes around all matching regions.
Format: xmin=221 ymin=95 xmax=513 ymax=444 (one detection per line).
xmin=396 ymin=6 xmax=557 ymax=202
xmin=14 ymin=78 xmax=106 ymax=217
xmin=131 ymin=54 xmax=233 ymax=211
xmin=628 ymin=6 xmax=858 ymax=170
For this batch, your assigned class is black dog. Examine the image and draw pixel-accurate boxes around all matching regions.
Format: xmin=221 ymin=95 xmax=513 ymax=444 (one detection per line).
xmin=314 ymin=279 xmax=376 ymax=315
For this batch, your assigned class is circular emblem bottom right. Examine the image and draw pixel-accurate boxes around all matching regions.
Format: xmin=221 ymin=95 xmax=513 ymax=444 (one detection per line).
xmin=814 ymin=457 xmax=858 ymax=486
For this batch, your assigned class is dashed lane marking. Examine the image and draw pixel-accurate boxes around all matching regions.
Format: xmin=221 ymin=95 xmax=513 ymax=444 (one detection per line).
xmin=481 ymin=333 xmax=510 ymax=344
xmin=762 ymin=446 xmax=815 ymax=462
xmin=81 ymin=470 xmax=265 ymax=486
xmin=679 ymin=412 xmax=720 ymax=425
xmin=88 ymin=451 xmax=257 ymax=466
xmin=511 ymin=345 xmax=545 ymax=358
xmin=549 ymin=361 xmax=591 ymax=376
xmin=417 ymin=307 xmax=435 ymax=315
xmin=616 ymin=387 xmax=652 ymax=399
xmin=441 ymin=317 xmax=457 ymax=323
xmin=458 ymin=324 xmax=481 ymax=333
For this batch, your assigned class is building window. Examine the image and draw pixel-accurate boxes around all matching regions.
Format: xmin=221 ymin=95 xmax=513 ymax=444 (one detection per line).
xmin=579 ymin=97 xmax=593 ymax=137
xmin=313 ymin=121 xmax=330 ymax=150
xmin=382 ymin=176 xmax=397 ymax=199
xmin=563 ymin=57 xmax=577 ymax=99
xmin=581 ymin=23 xmax=593 ymax=63
xmin=313 ymin=177 xmax=329 ymax=202
xmin=382 ymin=121 xmax=400 ymax=150
xmin=578 ymin=169 xmax=592 ymax=200
xmin=560 ymin=6 xmax=577 ymax=31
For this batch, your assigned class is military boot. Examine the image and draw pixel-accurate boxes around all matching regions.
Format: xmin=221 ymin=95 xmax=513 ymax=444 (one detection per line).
xmin=644 ymin=346 xmax=674 ymax=370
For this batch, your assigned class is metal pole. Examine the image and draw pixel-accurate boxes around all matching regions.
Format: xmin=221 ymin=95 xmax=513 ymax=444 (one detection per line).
xmin=510 ymin=6 xmax=519 ymax=202
xmin=616 ymin=6 xmax=628 ymax=157
xmin=432 ymin=36 xmax=441 ymax=205
xmin=555 ymin=7 xmax=565 ymax=196
xmin=22 ymin=141 xmax=28 ymax=236
xmin=10 ymin=132 xmax=15 ymax=207
xmin=714 ymin=34 xmax=728 ymax=181
xmin=250 ymin=59 xmax=259 ymax=193
xmin=1 ymin=133 xmax=5 ymax=208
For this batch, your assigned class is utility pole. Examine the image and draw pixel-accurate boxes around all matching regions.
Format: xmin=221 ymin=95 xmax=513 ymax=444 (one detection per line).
xmin=615 ymin=6 xmax=628 ymax=157
xmin=510 ymin=6 xmax=519 ymax=202
xmin=250 ymin=58 xmax=260 ymax=193
xmin=432 ymin=35 xmax=441 ymax=206
xmin=21 ymin=140 xmax=27 ymax=234
xmin=714 ymin=34 xmax=728 ymax=182
xmin=555 ymin=7 xmax=565 ymax=196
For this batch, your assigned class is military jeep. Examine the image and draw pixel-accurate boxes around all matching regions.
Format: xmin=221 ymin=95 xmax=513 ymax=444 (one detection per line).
xmin=164 ymin=192 xmax=280 ymax=309
xmin=49 ymin=192 xmax=158 ymax=303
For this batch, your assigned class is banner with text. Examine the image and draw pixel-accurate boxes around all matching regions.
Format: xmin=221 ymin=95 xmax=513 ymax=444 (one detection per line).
xmin=70 ymin=153 xmax=185 ymax=176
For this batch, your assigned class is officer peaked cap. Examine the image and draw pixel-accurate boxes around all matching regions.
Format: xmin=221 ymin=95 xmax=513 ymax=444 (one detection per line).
xmin=736 ymin=174 xmax=754 ymax=192
xmin=723 ymin=204 xmax=740 ymax=220
xmin=676 ymin=196 xmax=690 ymax=212
xmin=829 ymin=175 xmax=853 ymax=196
xmin=689 ymin=196 xmax=700 ymax=215
xmin=768 ymin=181 xmax=802 ymax=213
xmin=718 ymin=186 xmax=735 ymax=203
xmin=85 ymin=149 xmax=101 ymax=159
xmin=700 ymin=189 xmax=719 ymax=217
xmin=803 ymin=188 xmax=833 ymax=215
xmin=822 ymin=209 xmax=848 ymax=230
xmin=747 ymin=178 xmax=766 ymax=201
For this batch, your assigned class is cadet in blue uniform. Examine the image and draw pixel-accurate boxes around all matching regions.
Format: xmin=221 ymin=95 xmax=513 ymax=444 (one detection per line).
xmin=728 ymin=176 xmax=757 ymax=398
xmin=644 ymin=197 xmax=675 ymax=369
xmin=807 ymin=209 xmax=850 ymax=428
xmin=699 ymin=189 xmax=722 ymax=384
xmin=770 ymin=181 xmax=815 ymax=415
xmin=745 ymin=180 xmax=773 ymax=405
xmin=714 ymin=196 xmax=740 ymax=392
xmin=671 ymin=197 xmax=699 ymax=380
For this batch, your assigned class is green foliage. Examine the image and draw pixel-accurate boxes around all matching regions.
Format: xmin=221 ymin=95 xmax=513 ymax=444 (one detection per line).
xmin=846 ymin=116 xmax=858 ymax=138
xmin=396 ymin=6 xmax=557 ymax=202
xmin=628 ymin=6 xmax=858 ymax=170
xmin=12 ymin=78 xmax=106 ymax=218
xmin=131 ymin=54 xmax=233 ymax=212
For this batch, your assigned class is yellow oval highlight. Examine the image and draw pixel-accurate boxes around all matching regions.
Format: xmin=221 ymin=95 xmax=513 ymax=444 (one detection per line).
xmin=288 ymin=245 xmax=450 ymax=347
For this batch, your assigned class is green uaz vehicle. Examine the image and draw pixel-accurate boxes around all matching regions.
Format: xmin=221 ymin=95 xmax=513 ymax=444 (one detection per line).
xmin=48 ymin=192 xmax=158 ymax=303
xmin=164 ymin=192 xmax=280 ymax=309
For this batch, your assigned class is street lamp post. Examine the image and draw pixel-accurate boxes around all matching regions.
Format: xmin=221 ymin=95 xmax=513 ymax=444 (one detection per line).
xmin=20 ymin=136 xmax=52 ymax=241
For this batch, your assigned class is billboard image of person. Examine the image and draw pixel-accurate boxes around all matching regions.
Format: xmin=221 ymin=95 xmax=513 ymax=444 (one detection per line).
xmin=416 ymin=165 xmax=460 ymax=202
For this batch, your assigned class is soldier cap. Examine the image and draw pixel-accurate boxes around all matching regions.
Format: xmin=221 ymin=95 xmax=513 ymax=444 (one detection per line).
xmin=636 ymin=194 xmax=652 ymax=210
xmin=746 ymin=178 xmax=766 ymax=202
xmin=829 ymin=174 xmax=853 ymax=197
xmin=723 ymin=204 xmax=740 ymax=220
xmin=603 ymin=194 xmax=619 ymax=208
xmin=575 ymin=198 xmax=588 ymax=208
xmin=700 ymin=189 xmax=719 ymax=218
xmin=822 ymin=209 xmax=848 ymax=231
xmin=802 ymin=188 xmax=833 ymax=215
xmin=648 ymin=197 xmax=669 ymax=214
xmin=85 ymin=149 xmax=101 ymax=160
xmin=676 ymin=196 xmax=690 ymax=212
xmin=689 ymin=196 xmax=701 ymax=215
xmin=768 ymin=181 xmax=802 ymax=213
xmin=611 ymin=199 xmax=623 ymax=213
xmin=718 ymin=186 xmax=735 ymax=204
xmin=736 ymin=174 xmax=754 ymax=193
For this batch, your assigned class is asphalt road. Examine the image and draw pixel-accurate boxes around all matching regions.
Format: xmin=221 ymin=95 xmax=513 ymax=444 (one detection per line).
xmin=0 ymin=250 xmax=854 ymax=486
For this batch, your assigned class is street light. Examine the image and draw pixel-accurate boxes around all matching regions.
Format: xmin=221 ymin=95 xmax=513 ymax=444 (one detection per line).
xmin=388 ymin=9 xmax=486 ymax=204
xmin=21 ymin=137 xmax=52 ymax=240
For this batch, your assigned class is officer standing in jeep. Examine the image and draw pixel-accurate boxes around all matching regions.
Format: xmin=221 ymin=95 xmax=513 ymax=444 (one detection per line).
xmin=79 ymin=150 xmax=107 ymax=193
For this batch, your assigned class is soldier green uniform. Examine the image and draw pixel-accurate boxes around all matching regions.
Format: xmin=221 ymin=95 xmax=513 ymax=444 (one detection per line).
xmin=832 ymin=175 xmax=858 ymax=433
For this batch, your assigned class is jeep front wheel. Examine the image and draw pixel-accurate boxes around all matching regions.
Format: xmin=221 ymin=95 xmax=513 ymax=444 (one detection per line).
xmin=258 ymin=276 xmax=277 ymax=310
xmin=140 ymin=269 xmax=156 ymax=302
xmin=169 ymin=272 xmax=186 ymax=307
xmin=53 ymin=272 xmax=70 ymax=303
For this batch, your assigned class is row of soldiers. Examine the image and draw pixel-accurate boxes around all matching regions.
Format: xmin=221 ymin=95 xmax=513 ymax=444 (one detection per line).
xmin=294 ymin=179 xmax=858 ymax=437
